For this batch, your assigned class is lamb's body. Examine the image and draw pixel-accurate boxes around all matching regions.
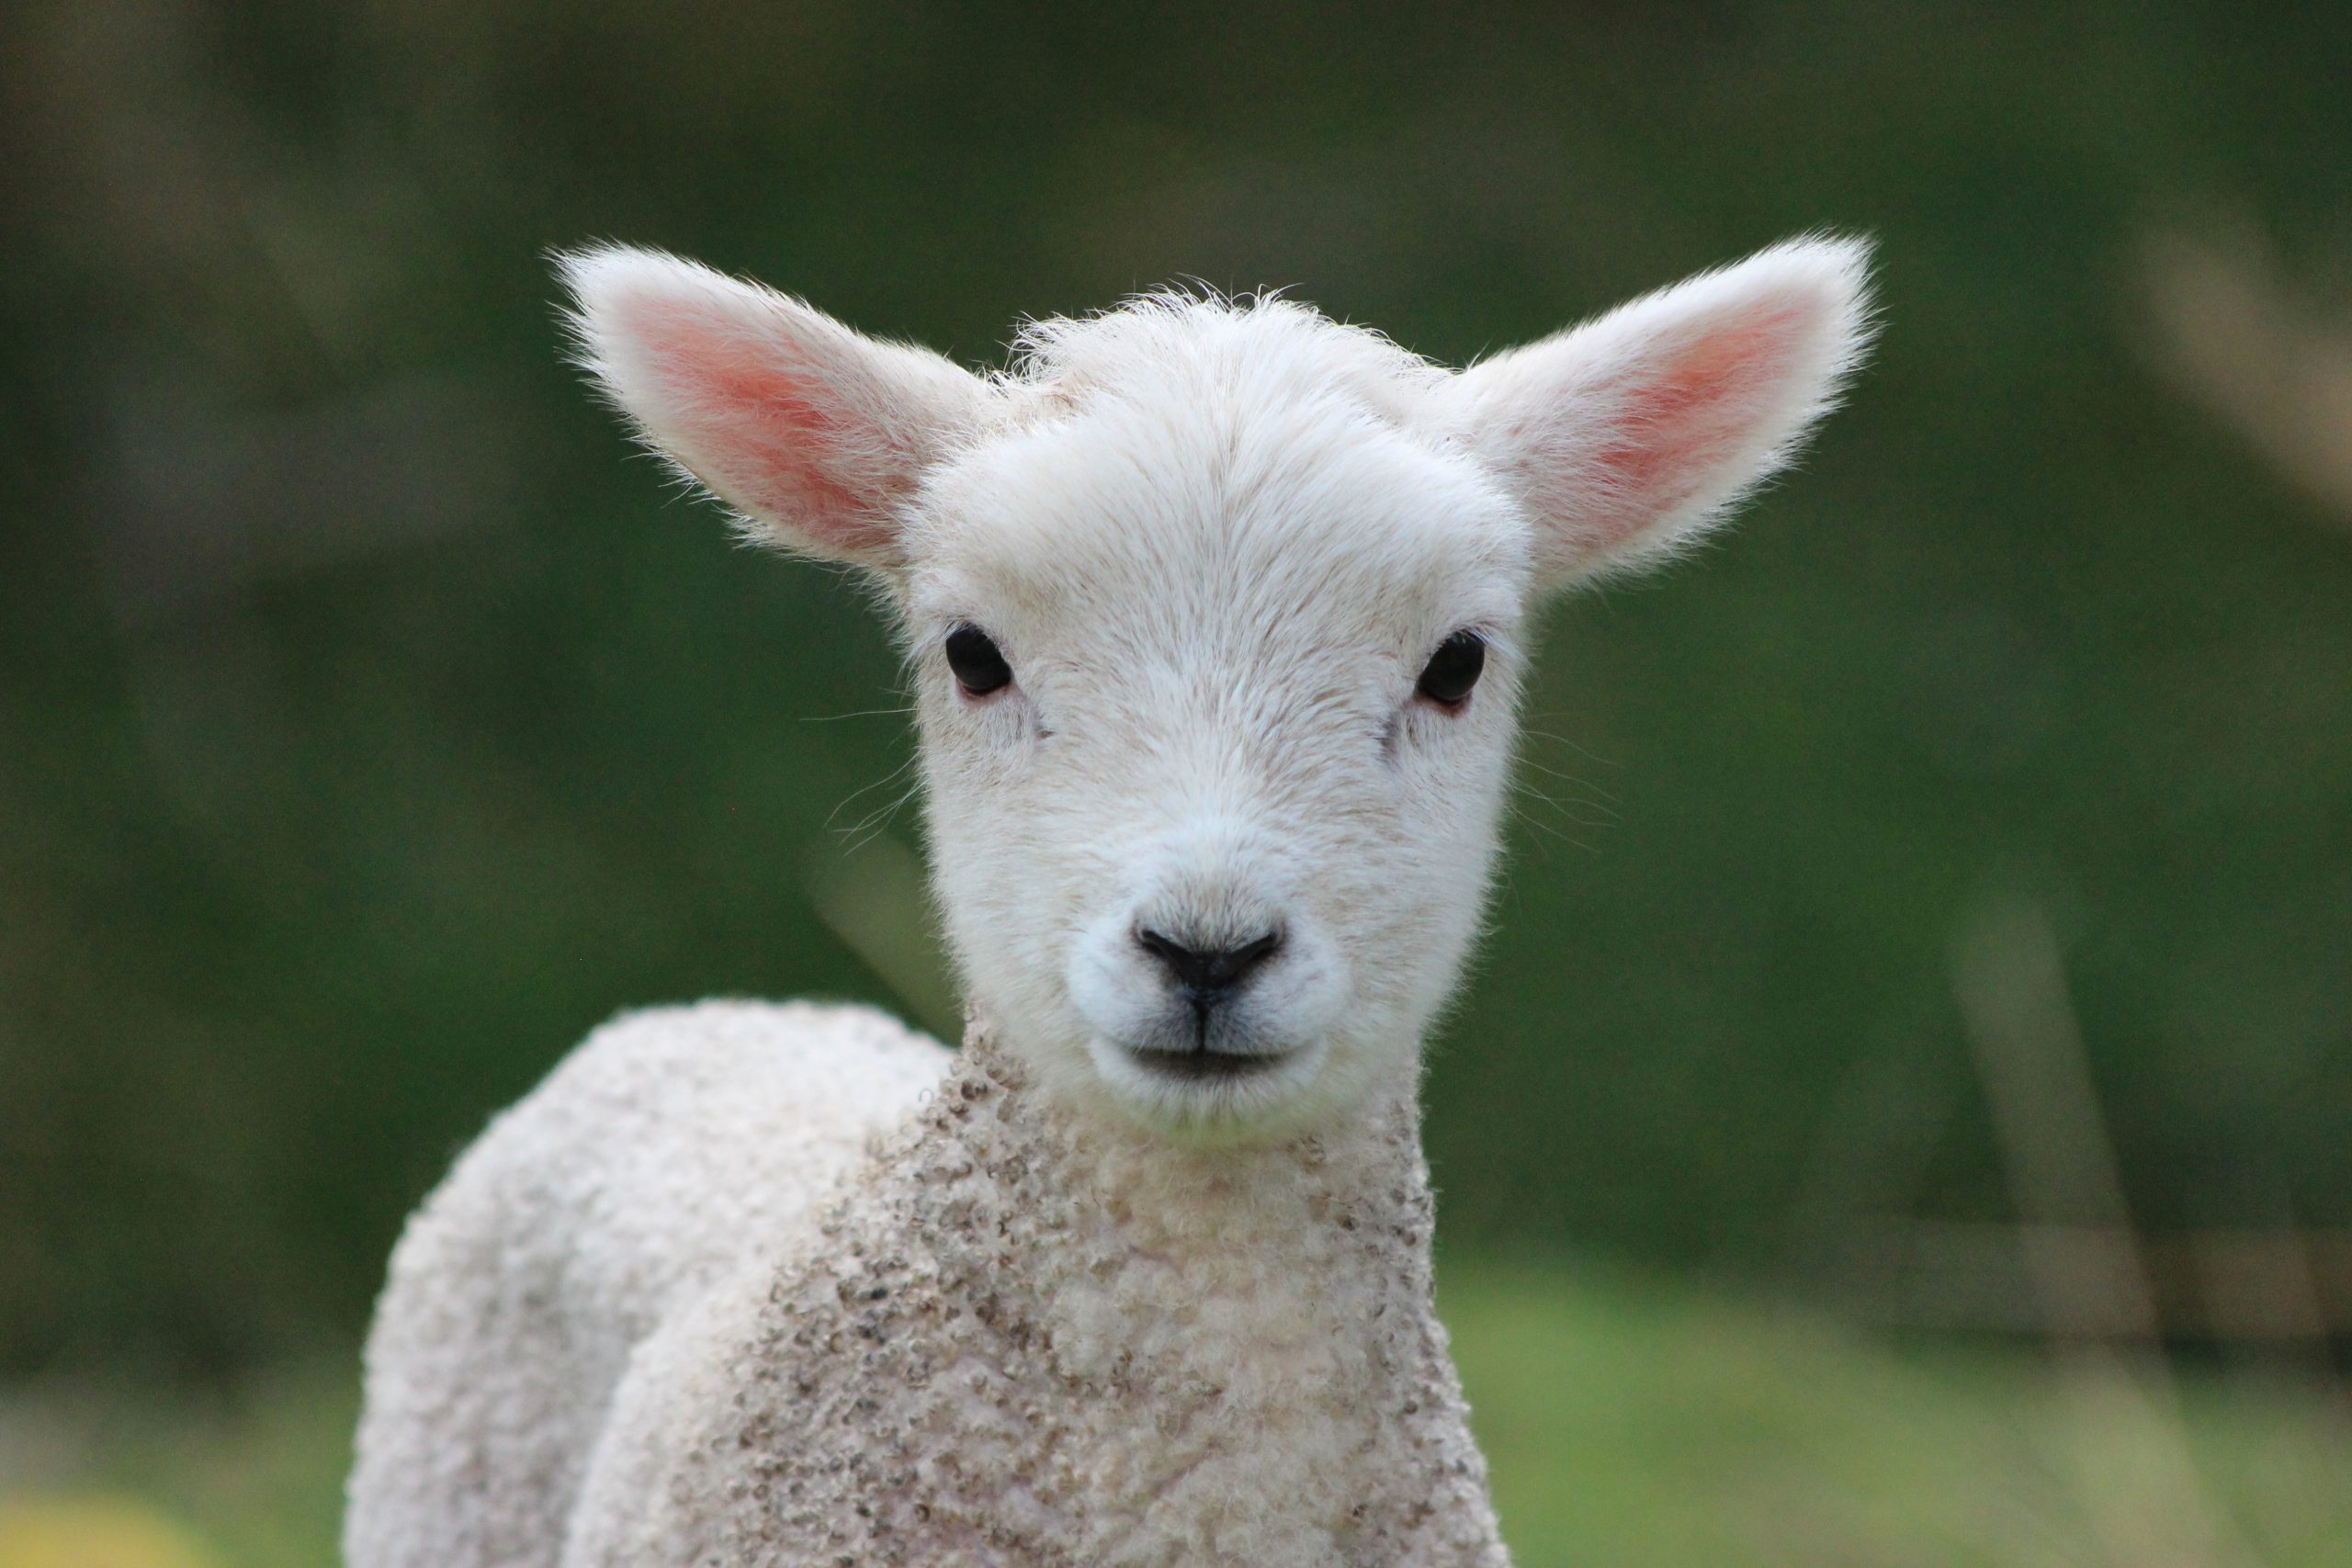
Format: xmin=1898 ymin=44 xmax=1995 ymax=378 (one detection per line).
xmin=350 ymin=1004 xmax=1502 ymax=1568
xmin=569 ymin=1019 xmax=1501 ymax=1567
xmin=346 ymin=237 xmax=1871 ymax=1568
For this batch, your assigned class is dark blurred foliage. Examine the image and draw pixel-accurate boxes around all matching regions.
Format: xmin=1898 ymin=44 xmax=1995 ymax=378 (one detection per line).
xmin=1 ymin=0 xmax=2346 ymax=1375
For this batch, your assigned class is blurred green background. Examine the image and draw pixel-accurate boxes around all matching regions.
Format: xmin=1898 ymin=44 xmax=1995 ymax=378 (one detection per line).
xmin=3 ymin=0 xmax=2349 ymax=1562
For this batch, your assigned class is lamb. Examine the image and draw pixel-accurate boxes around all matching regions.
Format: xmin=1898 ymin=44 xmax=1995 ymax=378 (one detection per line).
xmin=344 ymin=234 xmax=1874 ymax=1568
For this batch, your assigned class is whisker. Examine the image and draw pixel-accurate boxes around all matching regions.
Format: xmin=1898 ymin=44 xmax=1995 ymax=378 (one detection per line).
xmin=824 ymin=753 xmax=920 ymax=834
xmin=1512 ymin=778 xmax=1620 ymax=833
xmin=1508 ymin=799 xmax=1599 ymax=857
xmin=1515 ymin=756 xmax=1624 ymax=809
xmin=836 ymin=781 xmax=925 ymax=854
xmin=1520 ymin=728 xmax=1623 ymax=771
xmin=801 ymin=705 xmax=917 ymax=723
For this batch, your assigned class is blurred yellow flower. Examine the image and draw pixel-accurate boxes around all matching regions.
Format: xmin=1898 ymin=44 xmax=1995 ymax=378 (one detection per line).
xmin=0 ymin=1498 xmax=218 ymax=1568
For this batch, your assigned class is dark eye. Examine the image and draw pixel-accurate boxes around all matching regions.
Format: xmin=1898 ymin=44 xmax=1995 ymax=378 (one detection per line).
xmin=944 ymin=624 xmax=1012 ymax=696
xmin=1416 ymin=630 xmax=1487 ymax=707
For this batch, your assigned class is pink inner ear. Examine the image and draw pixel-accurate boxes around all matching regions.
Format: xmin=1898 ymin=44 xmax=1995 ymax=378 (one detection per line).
xmin=1589 ymin=307 xmax=1805 ymax=539
xmin=630 ymin=297 xmax=895 ymax=559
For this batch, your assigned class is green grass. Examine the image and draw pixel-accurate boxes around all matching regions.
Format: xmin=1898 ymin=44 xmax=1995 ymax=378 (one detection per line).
xmin=5 ymin=1266 xmax=2346 ymax=1567
xmin=1445 ymin=1264 xmax=2352 ymax=1568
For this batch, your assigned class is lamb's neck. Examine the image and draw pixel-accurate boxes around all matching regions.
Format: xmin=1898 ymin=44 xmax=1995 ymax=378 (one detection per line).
xmin=746 ymin=1021 xmax=1500 ymax=1565
xmin=953 ymin=1023 xmax=1430 ymax=1271
xmin=863 ymin=1022 xmax=1498 ymax=1564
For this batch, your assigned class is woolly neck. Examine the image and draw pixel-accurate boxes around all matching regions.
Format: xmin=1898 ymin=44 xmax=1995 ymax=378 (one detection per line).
xmin=944 ymin=1015 xmax=1437 ymax=1274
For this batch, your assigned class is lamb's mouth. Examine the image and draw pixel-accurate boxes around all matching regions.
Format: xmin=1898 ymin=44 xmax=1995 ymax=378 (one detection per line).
xmin=1122 ymin=1045 xmax=1295 ymax=1083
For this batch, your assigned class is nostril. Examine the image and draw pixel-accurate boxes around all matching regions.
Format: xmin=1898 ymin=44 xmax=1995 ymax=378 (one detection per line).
xmin=1133 ymin=926 xmax=1182 ymax=971
xmin=1134 ymin=928 xmax=1203 ymax=990
xmin=1222 ymin=931 xmax=1283 ymax=985
xmin=1134 ymin=927 xmax=1283 ymax=998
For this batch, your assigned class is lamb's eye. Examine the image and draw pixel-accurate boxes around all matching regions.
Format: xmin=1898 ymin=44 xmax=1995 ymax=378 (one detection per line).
xmin=944 ymin=624 xmax=1012 ymax=696
xmin=1416 ymin=630 xmax=1487 ymax=708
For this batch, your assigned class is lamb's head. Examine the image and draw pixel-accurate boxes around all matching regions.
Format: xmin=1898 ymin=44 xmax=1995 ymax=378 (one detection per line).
xmin=561 ymin=239 xmax=1872 ymax=1139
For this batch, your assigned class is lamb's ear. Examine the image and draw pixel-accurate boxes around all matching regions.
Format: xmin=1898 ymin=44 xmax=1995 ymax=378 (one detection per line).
xmin=556 ymin=245 xmax=989 ymax=568
xmin=1441 ymin=235 xmax=1874 ymax=589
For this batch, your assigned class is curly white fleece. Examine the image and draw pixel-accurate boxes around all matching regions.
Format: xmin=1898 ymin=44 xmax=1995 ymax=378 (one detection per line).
xmin=343 ymin=1001 xmax=952 ymax=1568
xmin=346 ymin=1000 xmax=1505 ymax=1567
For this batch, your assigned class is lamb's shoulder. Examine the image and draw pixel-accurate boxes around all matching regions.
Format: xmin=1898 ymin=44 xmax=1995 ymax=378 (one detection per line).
xmin=404 ymin=998 xmax=950 ymax=1315
xmin=525 ymin=998 xmax=951 ymax=1274
xmin=560 ymin=1071 xmax=1048 ymax=1568
xmin=347 ymin=998 xmax=948 ymax=1568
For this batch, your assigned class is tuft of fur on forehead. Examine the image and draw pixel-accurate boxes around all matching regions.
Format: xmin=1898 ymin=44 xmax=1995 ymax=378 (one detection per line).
xmin=927 ymin=288 xmax=1500 ymax=607
xmin=1001 ymin=288 xmax=1451 ymax=429
xmin=907 ymin=290 xmax=1527 ymax=656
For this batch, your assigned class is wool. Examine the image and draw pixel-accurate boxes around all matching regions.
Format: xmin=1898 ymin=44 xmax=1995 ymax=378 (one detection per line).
xmin=344 ymin=1002 xmax=950 ymax=1568
xmin=347 ymin=235 xmax=1875 ymax=1567
xmin=563 ymin=1016 xmax=1504 ymax=1567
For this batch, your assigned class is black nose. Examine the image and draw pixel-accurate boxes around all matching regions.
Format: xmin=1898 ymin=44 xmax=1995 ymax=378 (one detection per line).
xmin=1135 ymin=928 xmax=1283 ymax=1003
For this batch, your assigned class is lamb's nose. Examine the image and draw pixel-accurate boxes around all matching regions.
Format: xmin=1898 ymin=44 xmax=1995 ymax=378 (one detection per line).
xmin=1135 ymin=928 xmax=1283 ymax=1003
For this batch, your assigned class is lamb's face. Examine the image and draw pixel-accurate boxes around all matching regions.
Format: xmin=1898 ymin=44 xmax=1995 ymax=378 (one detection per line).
xmin=560 ymin=239 xmax=1872 ymax=1139
xmin=901 ymin=378 xmax=1532 ymax=1134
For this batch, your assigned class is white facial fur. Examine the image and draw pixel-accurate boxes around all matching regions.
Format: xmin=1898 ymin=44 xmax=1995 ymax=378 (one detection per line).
xmin=560 ymin=238 xmax=1873 ymax=1140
